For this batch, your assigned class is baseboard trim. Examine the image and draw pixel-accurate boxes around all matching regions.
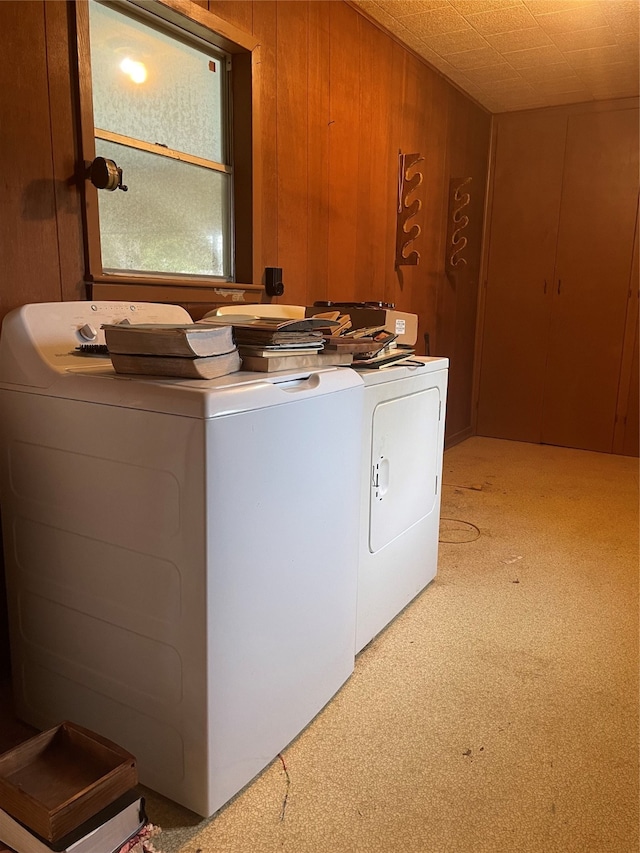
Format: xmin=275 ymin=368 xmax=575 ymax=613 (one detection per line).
xmin=445 ymin=426 xmax=473 ymax=450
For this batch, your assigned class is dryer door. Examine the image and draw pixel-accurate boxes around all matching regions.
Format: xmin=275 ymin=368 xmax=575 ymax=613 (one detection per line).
xmin=369 ymin=386 xmax=441 ymax=553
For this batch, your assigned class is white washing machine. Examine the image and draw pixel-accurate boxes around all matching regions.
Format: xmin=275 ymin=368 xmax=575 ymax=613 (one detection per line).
xmin=355 ymin=358 xmax=448 ymax=653
xmin=0 ymin=301 xmax=364 ymax=817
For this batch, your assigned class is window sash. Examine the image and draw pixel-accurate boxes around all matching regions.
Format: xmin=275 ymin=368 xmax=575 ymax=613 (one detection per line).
xmin=95 ymin=129 xmax=232 ymax=175
xmin=74 ymin=0 xmax=260 ymax=293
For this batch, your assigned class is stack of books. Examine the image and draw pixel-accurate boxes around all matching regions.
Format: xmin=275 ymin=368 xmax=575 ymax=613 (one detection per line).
xmin=201 ymin=315 xmax=353 ymax=372
xmin=302 ymin=309 xmax=416 ymax=368
xmin=103 ymin=322 xmax=241 ymax=380
xmin=0 ymin=722 xmax=159 ymax=853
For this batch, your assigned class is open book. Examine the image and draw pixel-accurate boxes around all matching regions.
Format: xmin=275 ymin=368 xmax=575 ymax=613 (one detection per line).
xmin=103 ymin=323 xmax=235 ymax=358
xmin=200 ymin=315 xmax=336 ymax=346
xmin=201 ymin=316 xmax=338 ymax=332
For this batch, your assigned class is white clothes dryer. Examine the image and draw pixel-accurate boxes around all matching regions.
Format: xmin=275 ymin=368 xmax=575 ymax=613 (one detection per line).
xmin=355 ymin=358 xmax=448 ymax=653
xmin=0 ymin=301 xmax=364 ymax=817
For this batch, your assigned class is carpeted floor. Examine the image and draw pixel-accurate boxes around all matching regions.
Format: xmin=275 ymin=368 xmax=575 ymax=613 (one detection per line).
xmin=142 ymin=437 xmax=639 ymax=853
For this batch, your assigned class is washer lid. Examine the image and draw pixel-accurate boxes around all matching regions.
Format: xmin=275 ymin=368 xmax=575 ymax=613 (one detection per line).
xmin=0 ymin=301 xmax=364 ymax=417
xmin=44 ymin=364 xmax=364 ymax=418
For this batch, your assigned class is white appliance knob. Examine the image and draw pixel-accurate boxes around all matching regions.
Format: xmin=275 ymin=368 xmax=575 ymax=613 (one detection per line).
xmin=78 ymin=323 xmax=98 ymax=341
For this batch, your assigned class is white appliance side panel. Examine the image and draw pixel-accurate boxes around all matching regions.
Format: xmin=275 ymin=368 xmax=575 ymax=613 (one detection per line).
xmin=0 ymin=390 xmax=210 ymax=813
xmin=369 ymin=387 xmax=441 ymax=553
xmin=203 ymin=385 xmax=363 ymax=814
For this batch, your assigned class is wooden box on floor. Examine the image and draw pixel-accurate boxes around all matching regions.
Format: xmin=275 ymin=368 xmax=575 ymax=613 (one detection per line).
xmin=0 ymin=721 xmax=137 ymax=843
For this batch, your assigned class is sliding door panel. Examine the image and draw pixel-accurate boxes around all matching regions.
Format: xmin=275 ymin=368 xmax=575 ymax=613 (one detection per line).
xmin=542 ymin=108 xmax=639 ymax=452
xmin=477 ymin=112 xmax=566 ymax=442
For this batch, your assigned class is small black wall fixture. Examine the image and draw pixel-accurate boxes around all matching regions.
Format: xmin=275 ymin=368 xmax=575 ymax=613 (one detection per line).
xmin=264 ymin=267 xmax=284 ymax=298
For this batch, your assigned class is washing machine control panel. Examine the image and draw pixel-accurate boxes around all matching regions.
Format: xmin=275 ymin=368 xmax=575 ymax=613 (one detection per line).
xmin=0 ymin=300 xmax=193 ymax=388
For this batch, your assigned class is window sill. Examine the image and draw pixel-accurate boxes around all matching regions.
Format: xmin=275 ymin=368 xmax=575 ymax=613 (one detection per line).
xmin=87 ymin=277 xmax=265 ymax=305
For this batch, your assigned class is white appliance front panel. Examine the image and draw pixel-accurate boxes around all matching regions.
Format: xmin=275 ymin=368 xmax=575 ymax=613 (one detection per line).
xmin=369 ymin=386 xmax=441 ymax=553
xmin=204 ymin=385 xmax=362 ymax=812
xmin=0 ymin=379 xmax=363 ymax=817
xmin=356 ymin=367 xmax=448 ymax=653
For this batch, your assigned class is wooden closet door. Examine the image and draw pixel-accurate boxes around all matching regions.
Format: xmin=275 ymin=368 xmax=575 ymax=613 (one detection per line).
xmin=542 ymin=108 xmax=640 ymax=453
xmin=477 ymin=112 xmax=566 ymax=442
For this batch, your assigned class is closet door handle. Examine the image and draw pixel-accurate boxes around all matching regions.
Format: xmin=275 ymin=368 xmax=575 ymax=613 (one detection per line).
xmin=557 ymin=279 xmax=562 ymax=295
xmin=544 ymin=279 xmax=547 ymax=294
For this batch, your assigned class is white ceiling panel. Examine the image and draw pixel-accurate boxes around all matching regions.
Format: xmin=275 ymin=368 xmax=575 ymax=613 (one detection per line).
xmin=350 ymin=0 xmax=640 ymax=112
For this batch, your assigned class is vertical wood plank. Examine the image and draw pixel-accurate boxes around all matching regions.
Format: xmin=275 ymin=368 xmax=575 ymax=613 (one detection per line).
xmin=476 ymin=111 xmax=567 ymax=443
xmin=327 ymin=1 xmax=361 ymax=303
xmin=354 ymin=15 xmax=393 ymax=305
xmin=275 ymin=0 xmax=309 ymax=306
xmin=460 ymin=103 xmax=491 ymax=437
xmin=416 ymin=71 xmax=450 ymax=355
xmin=542 ymin=107 xmax=639 ymax=452
xmin=232 ymin=50 xmax=256 ymax=283
xmin=252 ymin=1 xmax=278 ymax=282
xmin=0 ymin=0 xmax=63 ymax=319
xmin=390 ymin=50 xmax=421 ymax=315
xmin=438 ymin=90 xmax=490 ymax=443
xmin=384 ymin=42 xmax=406 ymax=309
xmin=208 ymin=1 xmax=252 ymax=32
xmin=306 ymin=0 xmax=330 ymax=305
xmin=44 ymin=0 xmax=86 ymax=302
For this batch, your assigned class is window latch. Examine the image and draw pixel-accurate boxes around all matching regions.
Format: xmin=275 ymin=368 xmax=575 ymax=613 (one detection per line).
xmin=87 ymin=157 xmax=128 ymax=192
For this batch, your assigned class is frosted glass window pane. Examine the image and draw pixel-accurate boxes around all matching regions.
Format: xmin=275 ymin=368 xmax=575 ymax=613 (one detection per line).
xmin=89 ymin=0 xmax=225 ymax=164
xmin=96 ymin=139 xmax=230 ymax=277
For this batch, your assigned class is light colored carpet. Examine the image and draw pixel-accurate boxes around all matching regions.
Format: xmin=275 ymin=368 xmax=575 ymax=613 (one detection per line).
xmin=144 ymin=437 xmax=639 ymax=853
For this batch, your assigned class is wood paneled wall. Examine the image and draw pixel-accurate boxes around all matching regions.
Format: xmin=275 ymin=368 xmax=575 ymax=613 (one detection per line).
xmin=0 ymin=0 xmax=491 ymax=674
xmin=0 ymin=0 xmax=490 ymax=435
xmin=206 ymin=0 xmax=491 ymax=442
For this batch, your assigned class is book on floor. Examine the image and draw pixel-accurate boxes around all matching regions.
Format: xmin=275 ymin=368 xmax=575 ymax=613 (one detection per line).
xmin=110 ymin=349 xmax=241 ymax=379
xmin=103 ymin=323 xmax=235 ymax=358
xmin=240 ymin=351 xmax=353 ymax=372
xmin=0 ymin=791 xmax=146 ymax=853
